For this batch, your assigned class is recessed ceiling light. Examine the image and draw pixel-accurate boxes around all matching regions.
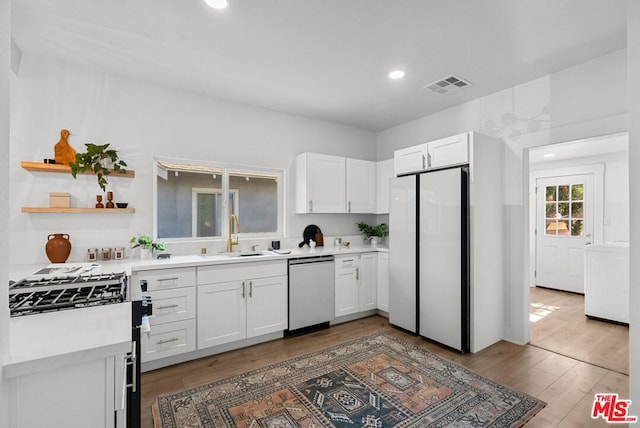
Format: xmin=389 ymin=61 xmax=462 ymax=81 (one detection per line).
xmin=388 ymin=70 xmax=405 ymax=80
xmin=543 ymin=153 xmax=556 ymax=158
xmin=205 ymin=0 xmax=228 ymax=9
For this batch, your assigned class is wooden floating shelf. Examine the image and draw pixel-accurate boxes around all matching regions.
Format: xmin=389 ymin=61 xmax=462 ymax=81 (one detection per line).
xmin=21 ymin=207 xmax=135 ymax=213
xmin=21 ymin=161 xmax=135 ymax=178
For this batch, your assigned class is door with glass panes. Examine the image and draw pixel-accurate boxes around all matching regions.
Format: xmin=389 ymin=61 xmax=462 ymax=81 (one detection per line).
xmin=535 ymin=174 xmax=593 ymax=293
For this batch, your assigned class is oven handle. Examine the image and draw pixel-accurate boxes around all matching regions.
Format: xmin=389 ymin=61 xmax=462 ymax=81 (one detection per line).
xmin=125 ymin=340 xmax=137 ymax=393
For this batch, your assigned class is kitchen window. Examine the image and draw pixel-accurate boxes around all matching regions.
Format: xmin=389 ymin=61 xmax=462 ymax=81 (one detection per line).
xmin=155 ymin=159 xmax=284 ymax=241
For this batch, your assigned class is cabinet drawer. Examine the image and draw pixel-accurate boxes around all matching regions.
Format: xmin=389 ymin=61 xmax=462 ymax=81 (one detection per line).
xmin=147 ymin=287 xmax=196 ymax=326
xmin=141 ymin=319 xmax=196 ymax=362
xmin=198 ymin=260 xmax=287 ymax=284
xmin=335 ymin=255 xmax=359 ymax=269
xmin=132 ymin=267 xmax=196 ymax=291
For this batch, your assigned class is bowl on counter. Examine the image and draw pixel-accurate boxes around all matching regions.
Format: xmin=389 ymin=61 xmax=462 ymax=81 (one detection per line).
xmin=116 ymin=202 xmax=128 ymax=208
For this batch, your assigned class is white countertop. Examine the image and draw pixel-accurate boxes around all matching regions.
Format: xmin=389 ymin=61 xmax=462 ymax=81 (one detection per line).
xmin=5 ymin=244 xmax=387 ymax=378
xmin=585 ymin=241 xmax=629 ymax=253
xmin=8 ymin=244 xmax=387 ymax=278
xmin=4 ymin=302 xmax=132 ymax=378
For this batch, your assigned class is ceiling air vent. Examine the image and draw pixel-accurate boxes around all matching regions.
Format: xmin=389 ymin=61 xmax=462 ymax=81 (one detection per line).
xmin=424 ymin=74 xmax=472 ymax=94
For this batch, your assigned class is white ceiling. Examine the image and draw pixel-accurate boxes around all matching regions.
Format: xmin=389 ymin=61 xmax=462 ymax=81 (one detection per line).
xmin=11 ymin=0 xmax=628 ymax=132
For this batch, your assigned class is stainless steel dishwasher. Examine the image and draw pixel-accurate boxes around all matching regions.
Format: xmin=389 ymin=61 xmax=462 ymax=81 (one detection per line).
xmin=287 ymin=255 xmax=335 ymax=334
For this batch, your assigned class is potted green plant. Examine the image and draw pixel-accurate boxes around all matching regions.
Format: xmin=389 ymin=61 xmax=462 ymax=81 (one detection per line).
xmin=357 ymin=221 xmax=388 ymax=245
xmin=130 ymin=234 xmax=165 ymax=258
xmin=70 ymin=143 xmax=128 ymax=191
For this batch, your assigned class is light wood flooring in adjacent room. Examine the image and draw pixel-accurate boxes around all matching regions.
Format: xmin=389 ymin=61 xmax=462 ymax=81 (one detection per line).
xmin=142 ymin=315 xmax=629 ymax=427
xmin=529 ymin=286 xmax=629 ymax=375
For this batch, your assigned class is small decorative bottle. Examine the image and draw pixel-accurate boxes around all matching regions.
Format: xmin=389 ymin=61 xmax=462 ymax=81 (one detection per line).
xmin=95 ymin=195 xmax=104 ymax=208
xmin=106 ymin=191 xmax=115 ymax=208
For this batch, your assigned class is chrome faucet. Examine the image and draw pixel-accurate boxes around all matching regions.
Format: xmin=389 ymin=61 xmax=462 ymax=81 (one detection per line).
xmin=227 ymin=213 xmax=240 ymax=252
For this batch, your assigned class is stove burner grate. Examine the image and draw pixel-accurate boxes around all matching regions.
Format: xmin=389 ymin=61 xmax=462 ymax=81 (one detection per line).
xmin=9 ymin=272 xmax=127 ymax=316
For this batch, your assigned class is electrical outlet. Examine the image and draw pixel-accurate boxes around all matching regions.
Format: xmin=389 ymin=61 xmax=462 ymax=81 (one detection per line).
xmin=201 ymin=247 xmax=207 ymax=255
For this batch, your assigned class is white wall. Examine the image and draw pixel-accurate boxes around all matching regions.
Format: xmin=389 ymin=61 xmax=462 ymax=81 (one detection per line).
xmin=1 ymin=0 xmax=11 ymax=425
xmin=627 ymin=0 xmax=640 ymax=415
xmin=9 ymin=53 xmax=377 ymax=265
xmin=376 ymin=49 xmax=628 ymax=346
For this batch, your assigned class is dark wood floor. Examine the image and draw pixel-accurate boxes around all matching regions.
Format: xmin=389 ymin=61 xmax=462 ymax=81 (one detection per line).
xmin=529 ymin=286 xmax=629 ymax=375
xmin=141 ymin=314 xmax=629 ymax=427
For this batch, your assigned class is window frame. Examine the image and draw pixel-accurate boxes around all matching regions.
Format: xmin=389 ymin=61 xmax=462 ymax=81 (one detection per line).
xmin=154 ymin=157 xmax=285 ymax=243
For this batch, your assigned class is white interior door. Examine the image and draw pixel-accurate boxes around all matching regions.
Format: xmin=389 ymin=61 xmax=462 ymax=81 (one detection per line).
xmin=535 ymin=174 xmax=594 ymax=293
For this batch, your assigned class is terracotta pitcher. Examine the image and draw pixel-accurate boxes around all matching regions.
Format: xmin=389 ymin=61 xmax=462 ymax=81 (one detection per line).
xmin=45 ymin=233 xmax=72 ymax=263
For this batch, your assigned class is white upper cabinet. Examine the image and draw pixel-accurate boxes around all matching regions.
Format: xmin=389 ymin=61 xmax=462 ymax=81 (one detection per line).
xmin=428 ymin=133 xmax=469 ymax=169
xmin=394 ymin=133 xmax=469 ymax=175
xmin=375 ymin=159 xmax=394 ymax=214
xmin=296 ymin=152 xmax=377 ymax=214
xmin=296 ymin=153 xmax=346 ymax=213
xmin=394 ymin=143 xmax=429 ymax=176
xmin=346 ymin=158 xmax=376 ymax=213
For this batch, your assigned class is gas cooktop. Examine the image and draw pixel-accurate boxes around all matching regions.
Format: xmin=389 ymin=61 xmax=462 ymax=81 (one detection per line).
xmin=9 ymin=272 xmax=127 ymax=317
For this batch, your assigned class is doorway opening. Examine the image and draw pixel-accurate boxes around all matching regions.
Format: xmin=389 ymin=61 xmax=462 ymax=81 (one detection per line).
xmin=525 ymin=132 xmax=629 ymax=373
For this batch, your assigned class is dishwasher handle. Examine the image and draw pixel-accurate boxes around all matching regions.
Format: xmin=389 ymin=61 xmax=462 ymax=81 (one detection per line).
xmin=288 ymin=255 xmax=335 ymax=265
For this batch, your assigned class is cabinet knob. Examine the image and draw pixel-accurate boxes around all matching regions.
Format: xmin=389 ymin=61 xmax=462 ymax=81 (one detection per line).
xmin=309 ymin=200 xmax=313 ymax=212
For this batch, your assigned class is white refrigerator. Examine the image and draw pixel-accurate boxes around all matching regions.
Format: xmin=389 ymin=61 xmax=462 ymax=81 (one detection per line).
xmin=389 ymin=167 xmax=470 ymax=353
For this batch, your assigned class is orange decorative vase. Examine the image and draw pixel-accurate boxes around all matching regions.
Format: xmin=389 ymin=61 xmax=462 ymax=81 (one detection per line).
xmin=45 ymin=233 xmax=72 ymax=263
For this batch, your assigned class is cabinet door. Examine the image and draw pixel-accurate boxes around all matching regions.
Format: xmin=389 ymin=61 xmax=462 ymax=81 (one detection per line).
xmin=394 ymin=143 xmax=428 ymax=175
xmin=246 ymin=275 xmax=288 ymax=338
xmin=335 ymin=257 xmax=359 ymax=317
xmin=12 ymin=357 xmax=115 ymax=428
xmin=346 ymin=158 xmax=376 ymax=213
xmin=377 ymin=252 xmax=389 ymax=312
xmin=427 ymin=133 xmax=468 ymax=169
xmin=358 ymin=253 xmax=377 ymax=311
xmin=376 ymin=159 xmax=394 ymax=214
xmin=197 ymin=281 xmax=246 ymax=349
xmin=305 ymin=153 xmax=346 ymax=213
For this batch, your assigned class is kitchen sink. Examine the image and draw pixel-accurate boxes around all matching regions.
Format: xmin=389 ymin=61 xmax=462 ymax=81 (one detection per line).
xmin=225 ymin=251 xmax=265 ymax=257
xmin=198 ymin=250 xmax=270 ymax=259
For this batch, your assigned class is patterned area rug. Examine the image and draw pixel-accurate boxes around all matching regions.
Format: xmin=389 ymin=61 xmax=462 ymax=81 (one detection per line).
xmin=153 ymin=333 xmax=545 ymax=427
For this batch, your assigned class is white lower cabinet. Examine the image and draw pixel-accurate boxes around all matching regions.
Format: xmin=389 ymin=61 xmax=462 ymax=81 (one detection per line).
xmin=133 ymin=267 xmax=197 ymax=363
xmin=335 ymin=253 xmax=377 ymax=317
xmin=377 ymin=252 xmax=389 ymax=312
xmin=198 ymin=261 xmax=288 ymax=349
xmin=335 ymin=256 xmax=359 ymax=317
xmin=10 ymin=354 xmax=126 ymax=428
